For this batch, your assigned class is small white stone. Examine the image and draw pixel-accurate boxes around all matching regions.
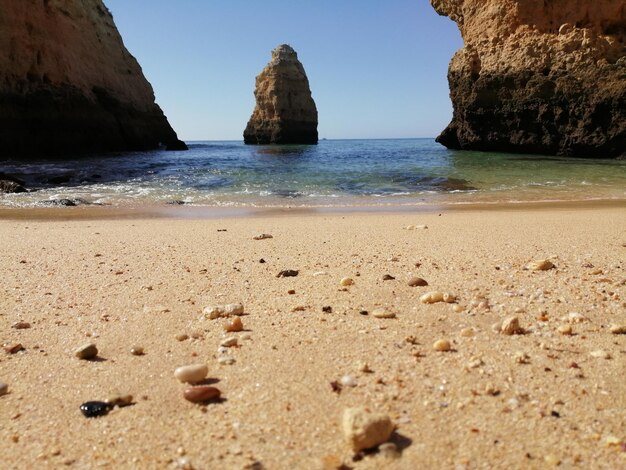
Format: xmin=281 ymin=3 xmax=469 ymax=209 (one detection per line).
xmin=203 ymin=306 xmax=224 ymax=320
xmin=220 ymin=337 xmax=238 ymax=348
xmin=372 ymin=308 xmax=395 ymax=319
xmin=420 ymin=291 xmax=443 ymax=304
xmin=203 ymin=303 xmax=244 ymax=319
xmin=340 ymin=277 xmax=354 ymax=286
xmin=590 ymin=350 xmax=611 ymax=359
xmin=564 ymin=312 xmax=587 ymax=323
xmin=557 ymin=325 xmax=573 ymax=336
xmin=174 ymin=364 xmax=208 ymax=384
xmin=526 ymin=259 xmax=555 ymax=271
xmin=313 ymin=271 xmax=329 ymax=277
xmin=342 ymin=407 xmax=394 ymax=452
xmin=224 ymin=303 xmax=244 ymax=316
xmin=340 ymin=375 xmax=357 ymax=387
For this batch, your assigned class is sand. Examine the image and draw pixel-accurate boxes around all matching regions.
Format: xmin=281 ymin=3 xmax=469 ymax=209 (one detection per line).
xmin=0 ymin=205 xmax=625 ymax=469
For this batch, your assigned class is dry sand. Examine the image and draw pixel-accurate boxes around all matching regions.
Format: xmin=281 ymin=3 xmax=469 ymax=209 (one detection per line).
xmin=1 ymin=205 xmax=625 ymax=469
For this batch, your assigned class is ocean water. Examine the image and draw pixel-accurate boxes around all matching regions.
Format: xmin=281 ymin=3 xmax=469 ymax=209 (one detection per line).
xmin=1 ymin=139 xmax=625 ymax=208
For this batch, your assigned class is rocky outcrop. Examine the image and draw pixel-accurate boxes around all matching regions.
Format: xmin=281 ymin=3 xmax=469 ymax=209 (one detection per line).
xmin=431 ymin=0 xmax=626 ymax=158
xmin=0 ymin=173 xmax=26 ymax=193
xmin=0 ymin=0 xmax=186 ymax=159
xmin=244 ymin=45 xmax=318 ymax=145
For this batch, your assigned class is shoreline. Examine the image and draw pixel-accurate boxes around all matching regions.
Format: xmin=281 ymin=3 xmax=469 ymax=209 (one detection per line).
xmin=0 ymin=197 xmax=625 ymax=221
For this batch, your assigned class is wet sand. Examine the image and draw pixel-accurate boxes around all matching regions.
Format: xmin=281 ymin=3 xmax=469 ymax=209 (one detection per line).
xmin=1 ymin=205 xmax=625 ymax=469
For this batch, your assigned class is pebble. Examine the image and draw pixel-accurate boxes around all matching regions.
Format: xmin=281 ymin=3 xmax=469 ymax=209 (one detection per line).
xmin=174 ymin=364 xmax=208 ymax=384
xmin=224 ymin=317 xmax=244 ymax=333
xmin=340 ymin=277 xmax=354 ymax=286
xmin=184 ymin=386 xmax=221 ymax=403
xmin=405 ymin=225 xmax=427 ymax=230
xmin=420 ymin=291 xmax=456 ymax=304
xmin=277 ymin=270 xmax=299 ymax=278
xmin=4 ymin=343 xmax=24 ymax=354
xmin=433 ymin=339 xmax=452 ymax=352
xmin=407 ymin=277 xmax=428 ymax=287
xmin=105 ymin=393 xmax=133 ymax=407
xmin=342 ymin=407 xmax=394 ymax=452
xmin=357 ymin=361 xmax=372 ymax=373
xmin=313 ymin=271 xmax=329 ymax=277
xmin=564 ymin=312 xmax=587 ymax=323
xmin=253 ymin=234 xmax=273 ymax=240
xmin=500 ymin=316 xmax=523 ymax=335
xmin=382 ymin=274 xmax=395 ymax=281
xmin=590 ymin=350 xmax=611 ymax=359
xmin=0 ymin=382 xmax=8 ymax=396
xmin=175 ymin=334 xmax=189 ymax=342
xmin=452 ymin=305 xmax=465 ymax=313
xmin=130 ymin=346 xmax=144 ymax=356
xmin=609 ymin=324 xmax=626 ymax=334
xmin=372 ymin=308 xmax=395 ymax=319
xmin=514 ymin=351 xmax=531 ymax=364
xmin=80 ymin=401 xmax=110 ymax=418
xmin=459 ymin=327 xmax=475 ymax=337
xmin=340 ymin=375 xmax=357 ymax=387
xmin=557 ymin=325 xmax=573 ymax=336
xmin=378 ymin=442 xmax=400 ymax=459
xmin=220 ymin=337 xmax=238 ymax=348
xmin=204 ymin=303 xmax=244 ymax=319
xmin=527 ymin=259 xmax=555 ymax=271
xmin=74 ymin=343 xmax=98 ymax=360
xmin=12 ymin=321 xmax=31 ymax=329
xmin=218 ymin=356 xmax=236 ymax=365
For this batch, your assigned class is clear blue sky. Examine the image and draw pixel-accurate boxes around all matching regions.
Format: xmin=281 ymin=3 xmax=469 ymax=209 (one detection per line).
xmin=105 ymin=0 xmax=462 ymax=141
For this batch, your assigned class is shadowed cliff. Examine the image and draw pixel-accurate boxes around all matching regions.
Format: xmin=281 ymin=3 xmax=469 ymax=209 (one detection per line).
xmin=0 ymin=0 xmax=187 ymax=159
xmin=431 ymin=0 xmax=626 ymax=158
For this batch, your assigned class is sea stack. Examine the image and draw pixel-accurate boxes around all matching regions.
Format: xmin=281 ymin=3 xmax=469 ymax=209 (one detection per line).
xmin=0 ymin=0 xmax=187 ymax=159
xmin=430 ymin=0 xmax=626 ymax=158
xmin=244 ymin=45 xmax=318 ymax=145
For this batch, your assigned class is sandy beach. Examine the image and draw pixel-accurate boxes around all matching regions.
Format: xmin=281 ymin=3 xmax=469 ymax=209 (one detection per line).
xmin=1 ymin=205 xmax=625 ymax=469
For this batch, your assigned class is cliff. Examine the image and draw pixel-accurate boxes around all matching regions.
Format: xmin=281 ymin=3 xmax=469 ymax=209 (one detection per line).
xmin=244 ymin=45 xmax=318 ymax=145
xmin=431 ymin=0 xmax=626 ymax=158
xmin=0 ymin=0 xmax=186 ymax=159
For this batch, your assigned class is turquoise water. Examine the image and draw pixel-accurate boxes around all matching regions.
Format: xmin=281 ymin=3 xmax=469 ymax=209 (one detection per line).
xmin=1 ymin=139 xmax=625 ymax=208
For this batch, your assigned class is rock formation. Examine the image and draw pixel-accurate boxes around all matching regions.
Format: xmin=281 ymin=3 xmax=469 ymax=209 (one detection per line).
xmin=244 ymin=45 xmax=318 ymax=145
xmin=430 ymin=0 xmax=626 ymax=158
xmin=0 ymin=0 xmax=186 ymax=159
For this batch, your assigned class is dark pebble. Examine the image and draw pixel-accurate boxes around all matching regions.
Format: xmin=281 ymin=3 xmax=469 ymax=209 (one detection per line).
xmin=80 ymin=401 xmax=111 ymax=418
xmin=277 ymin=270 xmax=299 ymax=278
xmin=259 ymin=258 xmax=266 ymax=263
xmin=382 ymin=274 xmax=395 ymax=281
xmin=322 ymin=306 xmax=332 ymax=313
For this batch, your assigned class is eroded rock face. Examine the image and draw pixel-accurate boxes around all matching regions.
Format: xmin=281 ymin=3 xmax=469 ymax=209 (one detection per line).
xmin=244 ymin=45 xmax=318 ymax=145
xmin=0 ymin=0 xmax=186 ymax=159
xmin=431 ymin=0 xmax=626 ymax=158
